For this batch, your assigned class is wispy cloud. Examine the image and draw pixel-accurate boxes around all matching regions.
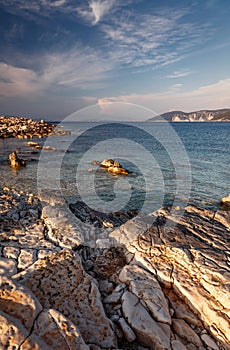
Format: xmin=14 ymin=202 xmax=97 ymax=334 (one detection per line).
xmin=101 ymin=9 xmax=211 ymax=68
xmin=42 ymin=47 xmax=113 ymax=88
xmin=166 ymin=69 xmax=193 ymax=79
xmin=0 ymin=46 xmax=113 ymax=98
xmin=98 ymin=78 xmax=230 ymax=115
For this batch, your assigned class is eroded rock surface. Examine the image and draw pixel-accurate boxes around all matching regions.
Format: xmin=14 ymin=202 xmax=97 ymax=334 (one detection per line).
xmin=110 ymin=205 xmax=230 ymax=348
xmin=14 ymin=249 xmax=117 ymax=349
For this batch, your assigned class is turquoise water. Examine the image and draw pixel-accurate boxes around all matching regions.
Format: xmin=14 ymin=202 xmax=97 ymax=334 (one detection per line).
xmin=0 ymin=122 xmax=229 ymax=212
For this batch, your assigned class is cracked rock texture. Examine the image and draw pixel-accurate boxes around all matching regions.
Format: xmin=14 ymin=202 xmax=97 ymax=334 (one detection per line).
xmin=14 ymin=249 xmax=117 ymax=349
xmin=110 ymin=205 xmax=230 ymax=349
xmin=1 ymin=187 xmax=230 ymax=349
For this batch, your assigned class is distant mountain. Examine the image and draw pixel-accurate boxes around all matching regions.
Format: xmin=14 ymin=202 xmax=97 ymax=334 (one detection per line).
xmin=146 ymin=109 xmax=230 ymax=122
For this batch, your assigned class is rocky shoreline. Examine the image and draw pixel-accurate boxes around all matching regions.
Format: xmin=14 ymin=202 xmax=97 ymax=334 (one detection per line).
xmin=0 ymin=115 xmax=69 ymax=139
xmin=0 ymin=187 xmax=229 ymax=349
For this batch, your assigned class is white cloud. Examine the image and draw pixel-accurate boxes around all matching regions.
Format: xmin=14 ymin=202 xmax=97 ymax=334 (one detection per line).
xmin=98 ymin=79 xmax=230 ymax=116
xmin=0 ymin=63 xmax=42 ymax=97
xmin=90 ymin=0 xmax=115 ymax=24
xmin=0 ymin=46 xmax=113 ymax=97
xmin=78 ymin=0 xmax=116 ymax=25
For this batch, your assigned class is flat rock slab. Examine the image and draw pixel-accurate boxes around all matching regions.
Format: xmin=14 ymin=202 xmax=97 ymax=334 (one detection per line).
xmin=13 ymin=249 xmax=117 ymax=348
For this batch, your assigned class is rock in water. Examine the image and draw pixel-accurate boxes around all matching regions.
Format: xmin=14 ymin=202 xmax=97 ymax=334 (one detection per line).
xmin=8 ymin=151 xmax=26 ymax=168
xmin=221 ymin=194 xmax=230 ymax=207
xmin=100 ymin=158 xmax=129 ymax=175
xmin=100 ymin=159 xmax=115 ymax=168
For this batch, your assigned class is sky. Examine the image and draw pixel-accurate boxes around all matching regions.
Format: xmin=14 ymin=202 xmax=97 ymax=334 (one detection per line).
xmin=0 ymin=0 xmax=230 ymax=120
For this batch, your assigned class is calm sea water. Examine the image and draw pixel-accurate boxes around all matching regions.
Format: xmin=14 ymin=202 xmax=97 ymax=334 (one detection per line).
xmin=0 ymin=122 xmax=229 ymax=213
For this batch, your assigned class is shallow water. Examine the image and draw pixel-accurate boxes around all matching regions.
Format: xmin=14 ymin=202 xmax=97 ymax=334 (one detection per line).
xmin=0 ymin=122 xmax=229 ymax=213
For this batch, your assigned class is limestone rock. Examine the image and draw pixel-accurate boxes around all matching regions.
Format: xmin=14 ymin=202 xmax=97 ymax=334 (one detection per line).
xmin=121 ymin=291 xmax=171 ymax=349
xmin=42 ymin=205 xmax=84 ymax=248
xmin=119 ymin=264 xmax=171 ymax=324
xmin=110 ymin=206 xmax=230 ymax=346
xmin=14 ymin=249 xmax=117 ymax=348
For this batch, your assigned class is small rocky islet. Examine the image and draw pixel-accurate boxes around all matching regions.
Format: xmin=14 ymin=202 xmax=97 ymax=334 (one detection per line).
xmin=0 ymin=115 xmax=69 ymax=139
xmin=0 ymin=116 xmax=230 ymax=349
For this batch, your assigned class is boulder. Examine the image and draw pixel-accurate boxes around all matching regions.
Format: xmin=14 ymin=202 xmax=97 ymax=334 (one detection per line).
xmin=8 ymin=151 xmax=26 ymax=168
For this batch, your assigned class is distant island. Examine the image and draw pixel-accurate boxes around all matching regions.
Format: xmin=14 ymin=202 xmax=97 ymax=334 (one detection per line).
xmin=146 ymin=108 xmax=230 ymax=122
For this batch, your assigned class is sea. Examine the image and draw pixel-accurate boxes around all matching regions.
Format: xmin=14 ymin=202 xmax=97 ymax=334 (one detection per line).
xmin=0 ymin=122 xmax=229 ymax=214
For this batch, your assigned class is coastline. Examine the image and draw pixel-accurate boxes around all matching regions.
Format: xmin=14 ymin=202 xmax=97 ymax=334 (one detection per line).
xmin=0 ymin=186 xmax=230 ymax=349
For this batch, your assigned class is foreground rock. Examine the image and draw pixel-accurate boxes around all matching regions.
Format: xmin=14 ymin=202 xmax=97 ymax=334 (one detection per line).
xmin=8 ymin=151 xmax=26 ymax=168
xmin=110 ymin=205 xmax=230 ymax=348
xmin=1 ymin=187 xmax=230 ymax=349
xmin=100 ymin=159 xmax=129 ymax=175
xmin=14 ymin=249 xmax=117 ymax=348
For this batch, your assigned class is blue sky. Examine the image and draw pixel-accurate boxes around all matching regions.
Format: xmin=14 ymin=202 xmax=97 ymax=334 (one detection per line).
xmin=0 ymin=0 xmax=230 ymax=120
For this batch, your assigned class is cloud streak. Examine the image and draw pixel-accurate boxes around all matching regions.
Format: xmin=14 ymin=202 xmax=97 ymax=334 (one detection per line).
xmin=166 ymin=70 xmax=193 ymax=79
